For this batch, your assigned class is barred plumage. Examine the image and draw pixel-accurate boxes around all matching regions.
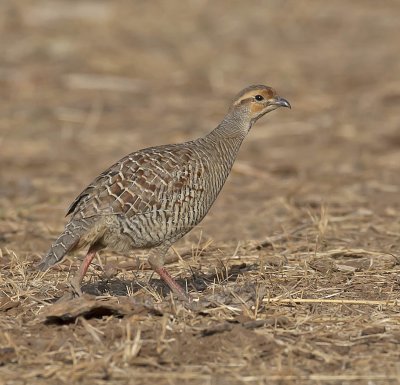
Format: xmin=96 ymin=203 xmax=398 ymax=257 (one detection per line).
xmin=38 ymin=85 xmax=290 ymax=300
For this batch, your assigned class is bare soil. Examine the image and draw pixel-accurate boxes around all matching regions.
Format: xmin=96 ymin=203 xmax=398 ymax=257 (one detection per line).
xmin=1 ymin=1 xmax=400 ymax=384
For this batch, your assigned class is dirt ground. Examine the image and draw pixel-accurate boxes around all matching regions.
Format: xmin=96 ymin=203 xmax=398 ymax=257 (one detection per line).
xmin=1 ymin=1 xmax=400 ymax=384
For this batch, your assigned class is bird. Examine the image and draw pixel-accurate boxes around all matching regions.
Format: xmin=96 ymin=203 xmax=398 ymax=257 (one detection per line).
xmin=38 ymin=85 xmax=291 ymax=301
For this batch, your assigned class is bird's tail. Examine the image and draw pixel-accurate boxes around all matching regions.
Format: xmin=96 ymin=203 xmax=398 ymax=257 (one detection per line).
xmin=37 ymin=220 xmax=88 ymax=271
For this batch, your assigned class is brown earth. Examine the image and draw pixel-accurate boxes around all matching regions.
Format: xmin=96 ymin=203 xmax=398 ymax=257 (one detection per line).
xmin=1 ymin=1 xmax=400 ymax=384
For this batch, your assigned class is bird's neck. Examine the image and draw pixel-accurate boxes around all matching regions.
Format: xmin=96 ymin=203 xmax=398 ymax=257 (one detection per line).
xmin=206 ymin=109 xmax=252 ymax=144
xmin=201 ymin=110 xmax=252 ymax=169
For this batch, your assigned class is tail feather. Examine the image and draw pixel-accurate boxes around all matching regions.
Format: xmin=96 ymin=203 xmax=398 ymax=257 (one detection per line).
xmin=37 ymin=220 xmax=88 ymax=271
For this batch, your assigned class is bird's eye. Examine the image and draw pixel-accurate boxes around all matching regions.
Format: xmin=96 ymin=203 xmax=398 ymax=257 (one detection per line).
xmin=254 ymin=95 xmax=264 ymax=101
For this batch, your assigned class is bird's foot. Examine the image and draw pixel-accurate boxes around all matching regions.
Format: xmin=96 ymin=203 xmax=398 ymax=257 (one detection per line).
xmin=155 ymin=266 xmax=192 ymax=302
xmin=55 ymin=277 xmax=84 ymax=303
xmin=69 ymin=276 xmax=84 ymax=297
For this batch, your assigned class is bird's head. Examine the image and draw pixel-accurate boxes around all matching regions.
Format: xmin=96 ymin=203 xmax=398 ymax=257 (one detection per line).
xmin=229 ymin=85 xmax=291 ymax=124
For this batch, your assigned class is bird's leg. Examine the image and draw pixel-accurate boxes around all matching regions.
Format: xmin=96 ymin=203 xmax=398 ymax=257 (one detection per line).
xmin=148 ymin=247 xmax=191 ymax=302
xmin=69 ymin=244 xmax=100 ymax=296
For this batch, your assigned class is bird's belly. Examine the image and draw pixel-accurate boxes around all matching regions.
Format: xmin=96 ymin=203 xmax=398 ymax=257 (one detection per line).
xmin=110 ymin=203 xmax=207 ymax=251
xmin=95 ymin=187 xmax=215 ymax=253
xmin=124 ymin=203 xmax=207 ymax=246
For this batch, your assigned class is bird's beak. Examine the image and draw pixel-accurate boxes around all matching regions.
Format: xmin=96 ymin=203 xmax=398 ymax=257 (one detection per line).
xmin=270 ymin=97 xmax=291 ymax=109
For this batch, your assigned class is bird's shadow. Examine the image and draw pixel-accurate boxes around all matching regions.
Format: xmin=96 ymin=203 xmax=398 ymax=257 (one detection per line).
xmin=80 ymin=263 xmax=257 ymax=298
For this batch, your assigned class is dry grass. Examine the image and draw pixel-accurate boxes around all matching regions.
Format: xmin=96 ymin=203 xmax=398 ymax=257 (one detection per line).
xmin=1 ymin=0 xmax=400 ymax=384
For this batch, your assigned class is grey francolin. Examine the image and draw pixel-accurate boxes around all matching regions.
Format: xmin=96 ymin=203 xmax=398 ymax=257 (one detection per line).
xmin=38 ymin=85 xmax=291 ymax=301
